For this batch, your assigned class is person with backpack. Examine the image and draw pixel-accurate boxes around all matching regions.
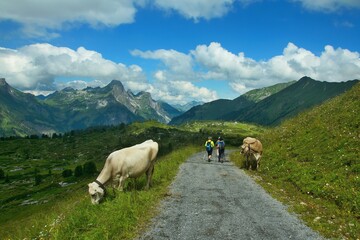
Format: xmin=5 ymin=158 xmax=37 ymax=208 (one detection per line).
xmin=216 ymin=137 xmax=225 ymax=163
xmin=204 ymin=137 xmax=215 ymax=162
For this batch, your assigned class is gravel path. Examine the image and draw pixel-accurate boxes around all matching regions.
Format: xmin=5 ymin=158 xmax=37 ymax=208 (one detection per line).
xmin=137 ymin=151 xmax=324 ymax=240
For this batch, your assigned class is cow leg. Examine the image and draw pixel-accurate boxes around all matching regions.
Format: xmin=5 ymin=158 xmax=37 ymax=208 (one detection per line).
xmin=112 ymin=174 xmax=121 ymax=194
xmin=145 ymin=163 xmax=155 ymax=190
xmin=257 ymin=155 xmax=262 ymax=170
xmin=254 ymin=153 xmax=261 ymax=170
xmin=246 ymin=154 xmax=251 ymax=170
xmin=113 ymin=174 xmax=120 ymax=188
xmin=118 ymin=175 xmax=128 ymax=191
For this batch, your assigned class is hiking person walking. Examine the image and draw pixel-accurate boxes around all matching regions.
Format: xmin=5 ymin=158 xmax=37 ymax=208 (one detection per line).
xmin=204 ymin=137 xmax=215 ymax=162
xmin=216 ymin=137 xmax=225 ymax=163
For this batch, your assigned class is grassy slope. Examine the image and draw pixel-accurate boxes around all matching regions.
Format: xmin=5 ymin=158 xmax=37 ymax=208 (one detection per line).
xmin=231 ymin=83 xmax=360 ymax=239
xmin=0 ymin=120 xmax=264 ymax=239
xmin=6 ymin=84 xmax=359 ymax=239
xmin=1 ymin=147 xmax=199 ymax=239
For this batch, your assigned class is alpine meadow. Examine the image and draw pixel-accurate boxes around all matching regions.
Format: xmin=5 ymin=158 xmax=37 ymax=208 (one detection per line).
xmin=1 ymin=80 xmax=359 ymax=239
xmin=1 ymin=1 xmax=360 ymax=239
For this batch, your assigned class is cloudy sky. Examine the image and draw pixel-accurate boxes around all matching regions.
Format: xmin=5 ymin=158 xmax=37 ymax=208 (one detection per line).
xmin=1 ymin=0 xmax=360 ymax=105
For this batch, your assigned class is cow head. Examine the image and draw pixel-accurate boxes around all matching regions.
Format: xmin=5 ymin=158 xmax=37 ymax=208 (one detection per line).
xmin=240 ymin=144 xmax=248 ymax=155
xmin=88 ymin=182 xmax=105 ymax=204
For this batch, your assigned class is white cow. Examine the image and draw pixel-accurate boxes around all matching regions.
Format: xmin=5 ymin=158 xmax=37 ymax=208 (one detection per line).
xmin=88 ymin=139 xmax=159 ymax=204
xmin=240 ymin=137 xmax=263 ymax=170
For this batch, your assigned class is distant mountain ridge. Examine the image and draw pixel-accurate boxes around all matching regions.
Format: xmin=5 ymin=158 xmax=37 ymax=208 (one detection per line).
xmin=170 ymin=81 xmax=295 ymax=125
xmin=0 ymin=79 xmax=181 ymax=137
xmin=1 ymin=76 xmax=358 ymax=137
xmin=0 ymin=78 xmax=58 ymax=137
xmin=227 ymin=77 xmax=359 ymax=126
xmin=172 ymin=101 xmax=204 ymax=112
xmin=170 ymin=77 xmax=359 ymax=126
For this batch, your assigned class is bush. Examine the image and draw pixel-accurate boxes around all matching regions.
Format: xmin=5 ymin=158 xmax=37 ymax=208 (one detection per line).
xmin=34 ymin=174 xmax=42 ymax=185
xmin=74 ymin=165 xmax=83 ymax=177
xmin=83 ymin=161 xmax=97 ymax=175
xmin=62 ymin=169 xmax=73 ymax=178
xmin=0 ymin=168 xmax=4 ymax=179
xmin=5 ymin=174 xmax=10 ymax=183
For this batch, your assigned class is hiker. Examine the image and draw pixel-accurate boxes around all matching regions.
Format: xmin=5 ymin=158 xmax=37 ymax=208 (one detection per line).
xmin=216 ymin=137 xmax=225 ymax=163
xmin=204 ymin=137 xmax=215 ymax=162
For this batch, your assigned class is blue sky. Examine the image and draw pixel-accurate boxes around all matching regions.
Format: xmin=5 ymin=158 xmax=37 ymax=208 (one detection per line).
xmin=0 ymin=0 xmax=360 ymax=105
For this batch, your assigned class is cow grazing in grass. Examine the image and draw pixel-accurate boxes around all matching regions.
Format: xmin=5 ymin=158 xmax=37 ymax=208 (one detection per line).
xmin=88 ymin=139 xmax=159 ymax=204
xmin=240 ymin=137 xmax=263 ymax=170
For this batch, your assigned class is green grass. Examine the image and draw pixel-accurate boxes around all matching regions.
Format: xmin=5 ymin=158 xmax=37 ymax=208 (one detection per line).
xmin=4 ymin=93 xmax=357 ymax=240
xmin=231 ymin=83 xmax=360 ymax=239
xmin=178 ymin=120 xmax=266 ymax=146
xmin=0 ymin=119 xmax=263 ymax=239
xmin=1 ymin=146 xmax=199 ymax=239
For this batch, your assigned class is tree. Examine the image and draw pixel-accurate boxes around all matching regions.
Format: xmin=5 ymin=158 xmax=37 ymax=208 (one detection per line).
xmin=5 ymin=174 xmax=10 ymax=183
xmin=74 ymin=165 xmax=83 ymax=177
xmin=34 ymin=174 xmax=42 ymax=185
xmin=83 ymin=161 xmax=97 ymax=175
xmin=62 ymin=169 xmax=73 ymax=178
xmin=0 ymin=168 xmax=4 ymax=179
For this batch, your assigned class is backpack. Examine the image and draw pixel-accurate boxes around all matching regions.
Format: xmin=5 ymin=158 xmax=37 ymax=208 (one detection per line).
xmin=206 ymin=141 xmax=212 ymax=151
xmin=218 ymin=141 xmax=225 ymax=150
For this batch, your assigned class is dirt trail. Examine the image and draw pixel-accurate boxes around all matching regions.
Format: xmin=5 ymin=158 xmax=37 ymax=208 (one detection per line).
xmin=137 ymin=151 xmax=324 ymax=240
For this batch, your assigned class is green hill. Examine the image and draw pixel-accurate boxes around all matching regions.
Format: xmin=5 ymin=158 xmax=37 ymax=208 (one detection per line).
xmin=232 ymin=82 xmax=360 ymax=239
xmin=0 ymin=78 xmax=58 ymax=136
xmin=241 ymin=80 xmax=296 ymax=103
xmin=170 ymin=81 xmax=294 ymax=125
xmin=227 ymin=76 xmax=359 ymax=126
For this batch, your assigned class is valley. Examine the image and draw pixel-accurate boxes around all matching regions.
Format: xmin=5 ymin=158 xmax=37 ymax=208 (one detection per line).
xmin=0 ymin=79 xmax=359 ymax=239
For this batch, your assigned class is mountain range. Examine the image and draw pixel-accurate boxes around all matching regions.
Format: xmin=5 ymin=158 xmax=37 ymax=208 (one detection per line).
xmin=170 ymin=76 xmax=359 ymax=126
xmin=1 ymin=76 xmax=358 ymax=137
xmin=0 ymin=79 xmax=181 ymax=137
xmin=169 ymin=81 xmax=295 ymax=125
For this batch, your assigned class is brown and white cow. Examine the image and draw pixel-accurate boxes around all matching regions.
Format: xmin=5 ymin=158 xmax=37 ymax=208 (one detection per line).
xmin=240 ymin=137 xmax=263 ymax=170
xmin=88 ymin=139 xmax=159 ymax=204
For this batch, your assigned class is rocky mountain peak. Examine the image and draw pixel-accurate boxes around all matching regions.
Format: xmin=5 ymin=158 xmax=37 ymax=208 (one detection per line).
xmin=62 ymin=87 xmax=76 ymax=92
xmin=0 ymin=78 xmax=7 ymax=86
xmin=136 ymin=91 xmax=152 ymax=99
xmin=107 ymin=80 xmax=125 ymax=90
xmin=0 ymin=78 xmax=12 ymax=94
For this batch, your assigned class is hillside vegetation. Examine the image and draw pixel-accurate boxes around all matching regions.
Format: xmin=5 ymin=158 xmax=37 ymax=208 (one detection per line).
xmin=232 ymin=82 xmax=360 ymax=239
xmin=0 ymin=120 xmax=264 ymax=239
xmin=2 ymin=81 xmax=358 ymax=239
xmin=228 ymin=77 xmax=359 ymax=126
xmin=170 ymin=80 xmax=294 ymax=125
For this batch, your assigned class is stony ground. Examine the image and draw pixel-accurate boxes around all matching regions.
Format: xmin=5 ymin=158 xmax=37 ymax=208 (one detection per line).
xmin=137 ymin=151 xmax=325 ymax=240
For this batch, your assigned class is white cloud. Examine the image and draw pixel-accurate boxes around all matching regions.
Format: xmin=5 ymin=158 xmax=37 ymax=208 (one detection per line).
xmin=153 ymin=0 xmax=235 ymax=21
xmin=0 ymin=0 xmax=139 ymax=38
xmin=0 ymin=43 xmax=146 ymax=91
xmin=192 ymin=42 xmax=263 ymax=81
xmin=292 ymin=0 xmax=360 ymax=12
xmin=1 ymin=0 xmax=359 ymax=40
xmin=2 ymin=42 xmax=360 ymax=105
xmin=150 ymin=79 xmax=218 ymax=105
xmin=2 ymin=0 xmax=357 ymax=40
xmin=189 ymin=42 xmax=360 ymax=94
xmin=131 ymin=49 xmax=193 ymax=74
xmin=0 ymin=0 xmax=260 ymax=38
xmin=131 ymin=48 xmax=196 ymax=81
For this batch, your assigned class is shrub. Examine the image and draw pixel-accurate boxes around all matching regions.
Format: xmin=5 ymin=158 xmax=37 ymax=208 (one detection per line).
xmin=0 ymin=168 xmax=4 ymax=179
xmin=34 ymin=174 xmax=42 ymax=185
xmin=74 ymin=165 xmax=83 ymax=177
xmin=83 ymin=161 xmax=97 ymax=175
xmin=62 ymin=169 xmax=73 ymax=178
